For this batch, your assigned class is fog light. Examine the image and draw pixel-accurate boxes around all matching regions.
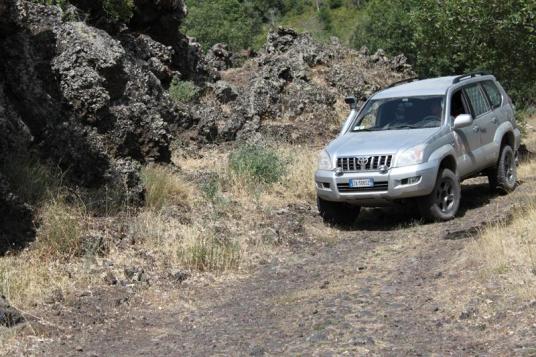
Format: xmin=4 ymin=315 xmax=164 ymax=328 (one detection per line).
xmin=401 ymin=176 xmax=421 ymax=185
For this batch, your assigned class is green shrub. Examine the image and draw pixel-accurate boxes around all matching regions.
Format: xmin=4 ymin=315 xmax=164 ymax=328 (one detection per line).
xmin=169 ymin=77 xmax=199 ymax=104
xmin=318 ymin=6 xmax=333 ymax=31
xmin=229 ymin=144 xmax=287 ymax=185
xmin=328 ymin=0 xmax=344 ymax=9
xmin=102 ymin=0 xmax=134 ymax=23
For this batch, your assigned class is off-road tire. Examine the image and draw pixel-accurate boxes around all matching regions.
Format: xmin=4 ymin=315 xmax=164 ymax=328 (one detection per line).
xmin=418 ymin=168 xmax=461 ymax=222
xmin=487 ymin=145 xmax=517 ymax=194
xmin=317 ymin=197 xmax=360 ymax=225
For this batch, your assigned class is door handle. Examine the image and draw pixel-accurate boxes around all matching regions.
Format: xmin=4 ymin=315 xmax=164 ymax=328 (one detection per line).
xmin=472 ymin=125 xmax=480 ymax=133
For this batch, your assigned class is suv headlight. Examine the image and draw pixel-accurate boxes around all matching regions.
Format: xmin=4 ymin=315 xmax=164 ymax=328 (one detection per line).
xmin=396 ymin=144 xmax=426 ymax=167
xmin=318 ymin=150 xmax=333 ymax=170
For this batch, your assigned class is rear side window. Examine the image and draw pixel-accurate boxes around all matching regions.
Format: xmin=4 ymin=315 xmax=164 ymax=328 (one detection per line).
xmin=482 ymin=81 xmax=502 ymax=108
xmin=464 ymin=84 xmax=490 ymax=117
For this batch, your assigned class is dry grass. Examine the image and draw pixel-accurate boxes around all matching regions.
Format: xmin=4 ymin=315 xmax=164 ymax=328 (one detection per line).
xmin=36 ymin=198 xmax=89 ymax=260
xmin=466 ymin=116 xmax=536 ymax=299
xmin=0 ymin=142 xmax=322 ymax=316
xmin=141 ymin=165 xmax=195 ymax=210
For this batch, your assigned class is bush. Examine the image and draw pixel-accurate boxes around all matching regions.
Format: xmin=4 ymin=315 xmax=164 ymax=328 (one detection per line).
xmin=318 ymin=6 xmax=333 ymax=31
xmin=102 ymin=0 xmax=134 ymax=23
xmin=328 ymin=0 xmax=344 ymax=9
xmin=229 ymin=144 xmax=287 ymax=185
xmin=169 ymin=77 xmax=199 ymax=104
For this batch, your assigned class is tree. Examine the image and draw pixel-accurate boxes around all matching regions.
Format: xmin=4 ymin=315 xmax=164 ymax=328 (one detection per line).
xmin=352 ymin=0 xmax=536 ymax=105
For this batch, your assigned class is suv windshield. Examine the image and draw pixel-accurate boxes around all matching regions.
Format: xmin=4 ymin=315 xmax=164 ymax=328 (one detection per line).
xmin=352 ymin=96 xmax=444 ymax=132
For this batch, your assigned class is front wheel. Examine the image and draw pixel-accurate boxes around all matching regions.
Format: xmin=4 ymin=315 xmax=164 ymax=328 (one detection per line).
xmin=418 ymin=168 xmax=461 ymax=222
xmin=317 ymin=197 xmax=360 ymax=225
xmin=487 ymin=145 xmax=517 ymax=194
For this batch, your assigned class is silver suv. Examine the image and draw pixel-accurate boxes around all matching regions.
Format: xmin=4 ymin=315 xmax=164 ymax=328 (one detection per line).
xmin=315 ymin=72 xmax=521 ymax=224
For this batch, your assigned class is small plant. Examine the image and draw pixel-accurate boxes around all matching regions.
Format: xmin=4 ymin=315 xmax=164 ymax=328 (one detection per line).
xmin=37 ymin=199 xmax=87 ymax=260
xmin=229 ymin=144 xmax=287 ymax=185
xmin=177 ymin=230 xmax=241 ymax=271
xmin=0 ymin=153 xmax=62 ymax=205
xmin=141 ymin=165 xmax=191 ymax=210
xmin=102 ymin=0 xmax=135 ymax=23
xmin=169 ymin=77 xmax=200 ymax=104
xmin=200 ymin=173 xmax=221 ymax=202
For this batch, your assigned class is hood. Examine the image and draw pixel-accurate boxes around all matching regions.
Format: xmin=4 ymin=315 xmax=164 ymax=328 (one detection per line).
xmin=326 ymin=128 xmax=439 ymax=157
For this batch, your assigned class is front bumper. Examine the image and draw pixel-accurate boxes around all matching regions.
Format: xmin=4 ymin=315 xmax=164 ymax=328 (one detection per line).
xmin=315 ymin=161 xmax=439 ymax=206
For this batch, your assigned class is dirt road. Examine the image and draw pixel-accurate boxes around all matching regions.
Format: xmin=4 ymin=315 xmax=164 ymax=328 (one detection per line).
xmin=14 ymin=179 xmax=536 ymax=356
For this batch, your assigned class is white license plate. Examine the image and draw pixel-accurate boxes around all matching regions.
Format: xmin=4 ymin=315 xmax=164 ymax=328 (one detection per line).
xmin=349 ymin=178 xmax=374 ymax=188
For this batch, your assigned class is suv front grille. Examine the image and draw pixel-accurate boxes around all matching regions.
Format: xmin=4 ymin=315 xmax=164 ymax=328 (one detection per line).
xmin=337 ymin=155 xmax=393 ymax=172
xmin=337 ymin=181 xmax=389 ymax=193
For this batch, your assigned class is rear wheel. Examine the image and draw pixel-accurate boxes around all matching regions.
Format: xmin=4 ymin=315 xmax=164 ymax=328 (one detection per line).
xmin=418 ymin=168 xmax=461 ymax=222
xmin=317 ymin=197 xmax=360 ymax=225
xmin=487 ymin=145 xmax=517 ymax=193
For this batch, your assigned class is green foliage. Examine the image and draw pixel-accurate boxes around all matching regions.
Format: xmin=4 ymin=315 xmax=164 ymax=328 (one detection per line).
xmin=318 ymin=6 xmax=333 ymax=31
xmin=183 ymin=0 xmax=260 ymax=51
xmin=102 ymin=0 xmax=134 ymax=23
xmin=328 ymin=0 xmax=344 ymax=9
xmin=229 ymin=144 xmax=287 ymax=185
xmin=353 ymin=0 xmax=536 ymax=106
xmin=169 ymin=77 xmax=199 ymax=103
xmin=184 ymin=0 xmax=363 ymax=50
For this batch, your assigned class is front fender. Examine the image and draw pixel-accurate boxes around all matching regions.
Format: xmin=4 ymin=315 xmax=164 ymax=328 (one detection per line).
xmin=428 ymin=143 xmax=457 ymax=175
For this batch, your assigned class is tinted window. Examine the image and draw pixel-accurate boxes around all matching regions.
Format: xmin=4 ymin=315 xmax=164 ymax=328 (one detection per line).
xmin=482 ymin=81 xmax=502 ymax=108
xmin=451 ymin=90 xmax=469 ymax=117
xmin=352 ymin=96 xmax=444 ymax=132
xmin=464 ymin=85 xmax=490 ymax=117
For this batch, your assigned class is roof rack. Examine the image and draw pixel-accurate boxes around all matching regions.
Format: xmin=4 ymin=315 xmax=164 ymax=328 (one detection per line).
xmin=452 ymin=71 xmax=491 ymax=84
xmin=385 ymin=77 xmax=420 ymax=89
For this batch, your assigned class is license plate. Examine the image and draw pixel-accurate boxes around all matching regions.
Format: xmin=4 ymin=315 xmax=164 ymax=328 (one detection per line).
xmin=349 ymin=178 xmax=374 ymax=188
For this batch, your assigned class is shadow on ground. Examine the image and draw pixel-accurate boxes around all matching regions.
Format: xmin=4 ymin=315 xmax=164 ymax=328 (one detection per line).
xmin=339 ymin=178 xmax=503 ymax=232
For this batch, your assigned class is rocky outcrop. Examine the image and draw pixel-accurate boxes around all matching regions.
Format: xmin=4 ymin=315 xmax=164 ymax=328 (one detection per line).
xmin=187 ymin=27 xmax=413 ymax=144
xmin=0 ymin=0 xmax=197 ymax=253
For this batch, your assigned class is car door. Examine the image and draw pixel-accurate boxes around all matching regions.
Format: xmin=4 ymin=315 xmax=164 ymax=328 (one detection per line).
xmin=450 ymin=88 xmax=481 ymax=177
xmin=463 ymin=83 xmax=494 ymax=169
xmin=480 ymin=80 xmax=504 ymax=163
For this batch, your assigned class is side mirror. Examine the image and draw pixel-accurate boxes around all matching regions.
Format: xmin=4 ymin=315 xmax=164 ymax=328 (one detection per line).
xmin=345 ymin=96 xmax=357 ymax=110
xmin=453 ymin=114 xmax=472 ymax=129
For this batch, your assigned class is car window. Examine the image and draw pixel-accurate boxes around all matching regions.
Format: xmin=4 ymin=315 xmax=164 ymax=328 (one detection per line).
xmin=451 ymin=90 xmax=469 ymax=118
xmin=464 ymin=84 xmax=490 ymax=117
xmin=352 ymin=96 xmax=444 ymax=132
xmin=482 ymin=81 xmax=502 ymax=108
